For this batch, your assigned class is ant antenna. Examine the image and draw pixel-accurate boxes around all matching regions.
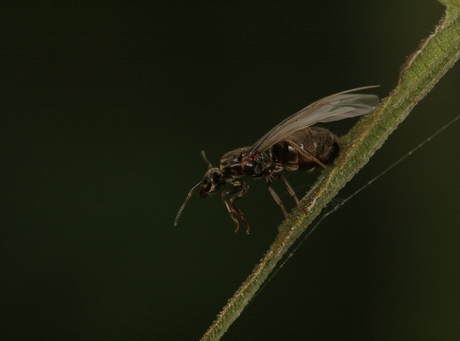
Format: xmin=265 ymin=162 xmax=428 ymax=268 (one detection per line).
xmin=174 ymin=181 xmax=201 ymax=226
xmin=201 ymin=150 xmax=213 ymax=169
xmin=174 ymin=150 xmax=214 ymax=226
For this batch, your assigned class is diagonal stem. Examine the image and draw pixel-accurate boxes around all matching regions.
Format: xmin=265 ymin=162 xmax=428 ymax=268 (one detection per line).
xmin=200 ymin=2 xmax=460 ymax=340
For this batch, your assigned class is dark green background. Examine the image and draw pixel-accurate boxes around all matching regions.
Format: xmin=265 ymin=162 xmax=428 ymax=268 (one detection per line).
xmin=2 ymin=1 xmax=459 ymax=340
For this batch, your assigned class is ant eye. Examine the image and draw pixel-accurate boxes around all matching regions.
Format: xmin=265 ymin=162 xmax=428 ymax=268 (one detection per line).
xmin=202 ymin=174 xmax=216 ymax=191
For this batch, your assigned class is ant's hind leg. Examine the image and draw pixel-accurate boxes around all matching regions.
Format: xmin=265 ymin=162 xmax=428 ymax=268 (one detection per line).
xmin=265 ymin=177 xmax=289 ymax=218
xmin=272 ymin=174 xmax=308 ymax=215
xmin=281 ymin=174 xmax=308 ymax=214
xmin=285 ymin=139 xmax=328 ymax=169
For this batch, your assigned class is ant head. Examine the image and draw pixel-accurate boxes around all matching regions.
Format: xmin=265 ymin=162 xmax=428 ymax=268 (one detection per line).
xmin=200 ymin=167 xmax=224 ymax=197
xmin=198 ymin=150 xmax=225 ymax=196
xmin=174 ymin=150 xmax=223 ymax=226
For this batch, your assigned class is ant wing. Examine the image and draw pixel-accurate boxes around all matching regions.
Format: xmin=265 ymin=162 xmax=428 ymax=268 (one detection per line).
xmin=249 ymin=86 xmax=380 ymax=154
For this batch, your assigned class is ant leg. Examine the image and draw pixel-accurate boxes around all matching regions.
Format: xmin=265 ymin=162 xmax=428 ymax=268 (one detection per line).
xmin=276 ymin=174 xmax=308 ymax=214
xmin=265 ymin=177 xmax=289 ymax=218
xmin=285 ymin=139 xmax=328 ymax=169
xmin=229 ymin=199 xmax=250 ymax=234
xmin=221 ymin=182 xmax=250 ymax=234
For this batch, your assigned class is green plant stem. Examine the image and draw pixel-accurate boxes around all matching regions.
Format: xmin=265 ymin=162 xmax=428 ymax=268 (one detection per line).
xmin=200 ymin=2 xmax=460 ymax=340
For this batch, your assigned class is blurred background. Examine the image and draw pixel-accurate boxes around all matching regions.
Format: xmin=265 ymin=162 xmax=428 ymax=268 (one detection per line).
xmin=1 ymin=1 xmax=459 ymax=340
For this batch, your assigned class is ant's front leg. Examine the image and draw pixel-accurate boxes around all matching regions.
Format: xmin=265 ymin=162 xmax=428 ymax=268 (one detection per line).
xmin=221 ymin=180 xmax=250 ymax=234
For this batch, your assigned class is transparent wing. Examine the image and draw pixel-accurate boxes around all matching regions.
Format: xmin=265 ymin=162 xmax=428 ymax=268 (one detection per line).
xmin=249 ymin=86 xmax=380 ymax=154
